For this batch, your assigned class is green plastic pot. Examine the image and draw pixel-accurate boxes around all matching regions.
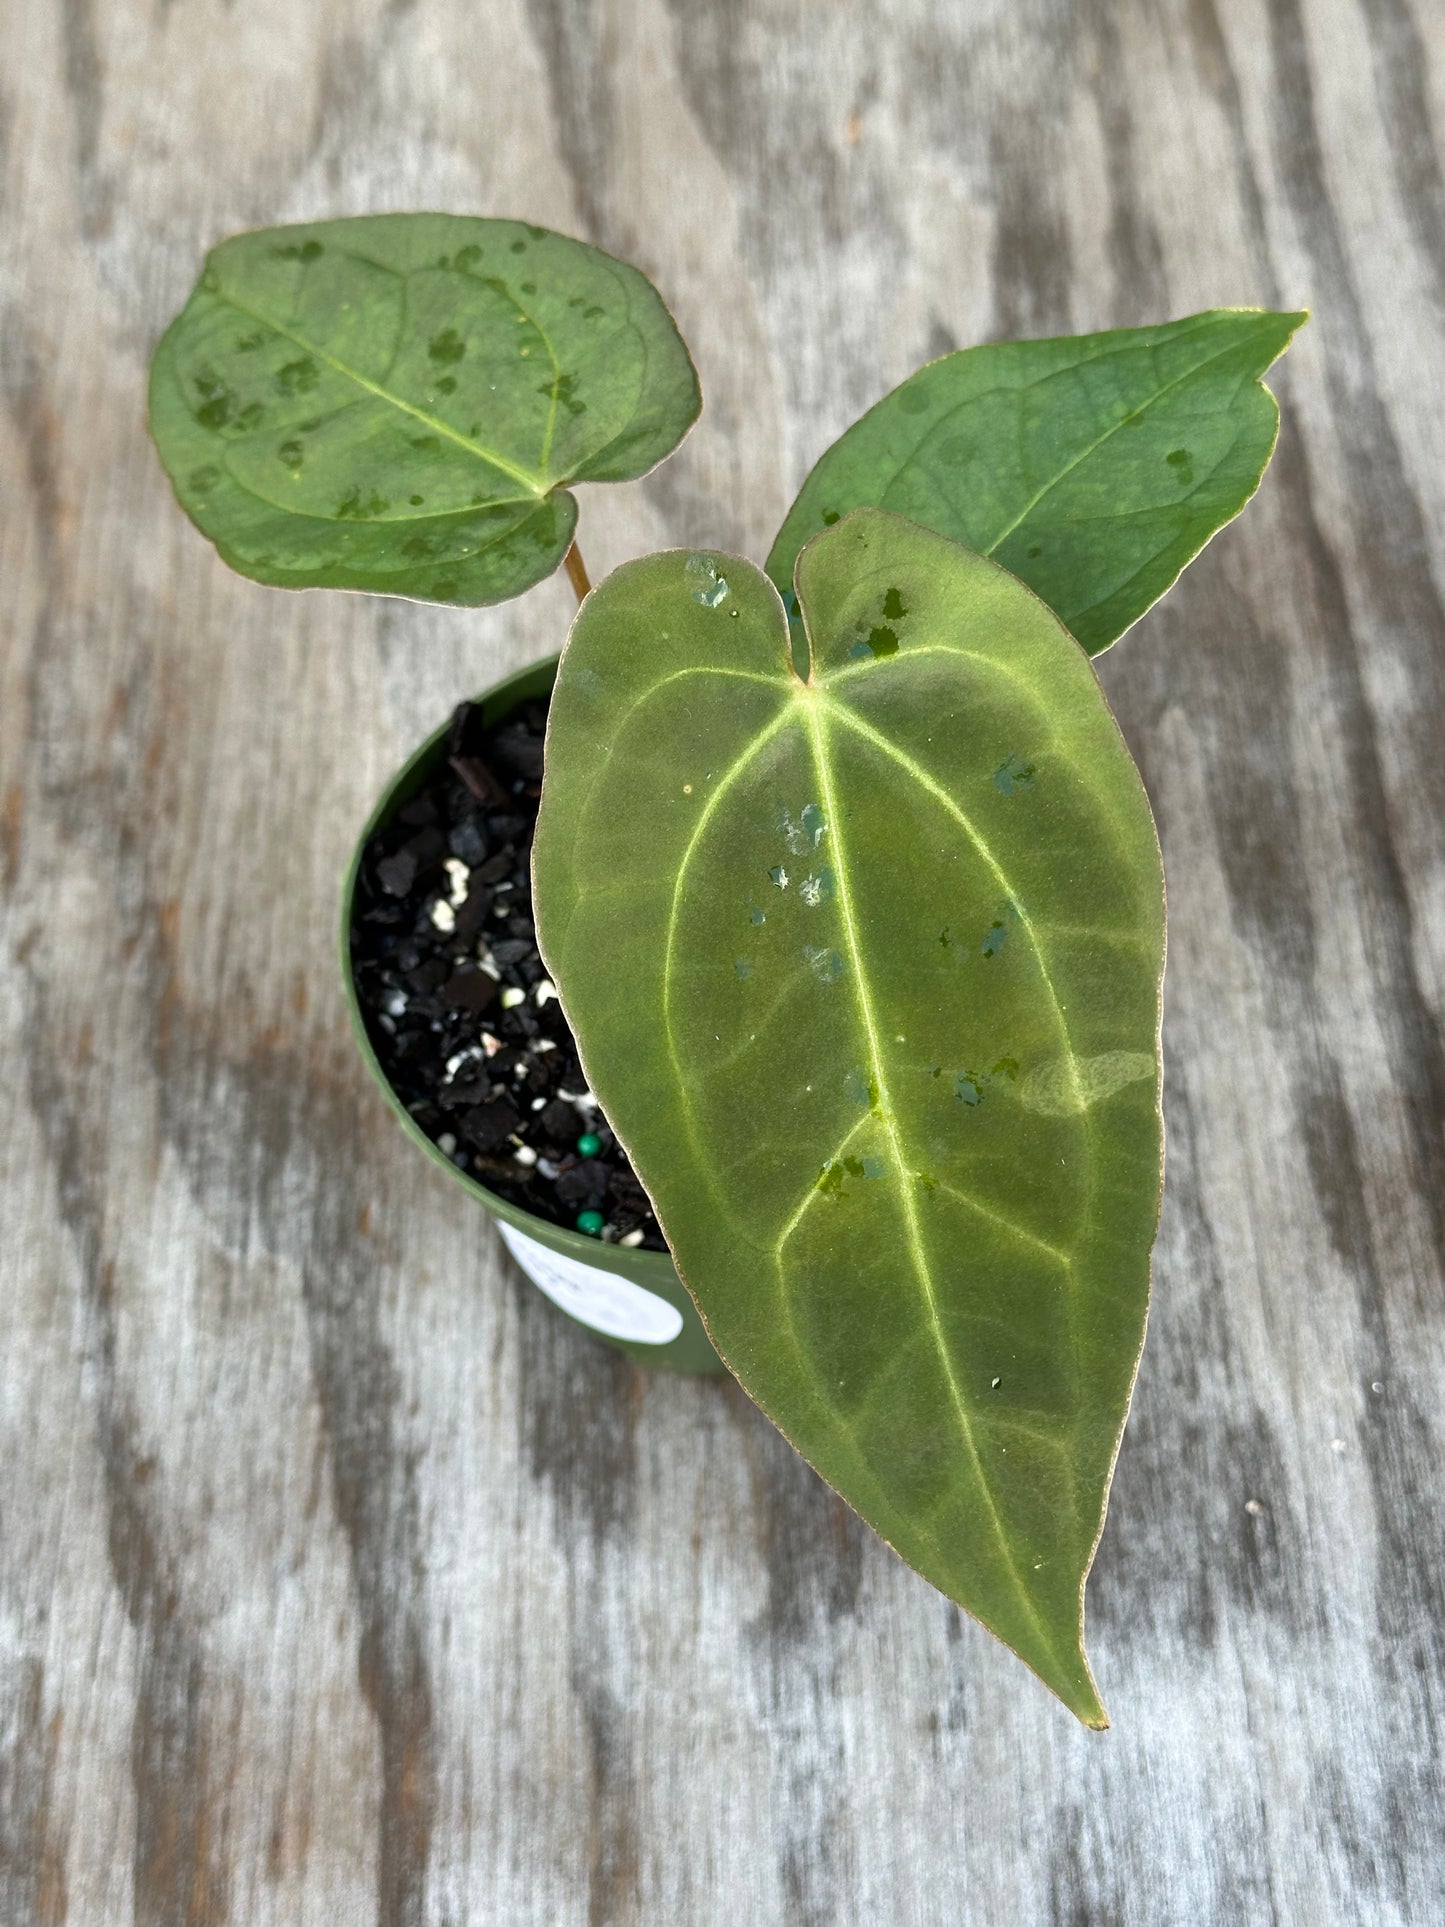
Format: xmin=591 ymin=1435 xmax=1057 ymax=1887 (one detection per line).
xmin=341 ymin=655 xmax=725 ymax=1374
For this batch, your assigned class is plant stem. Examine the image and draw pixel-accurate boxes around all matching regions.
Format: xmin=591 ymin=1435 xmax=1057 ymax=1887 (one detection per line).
xmin=563 ymin=541 xmax=592 ymax=604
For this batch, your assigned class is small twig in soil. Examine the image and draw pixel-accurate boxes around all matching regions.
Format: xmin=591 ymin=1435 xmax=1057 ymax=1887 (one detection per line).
xmin=448 ymin=755 xmax=490 ymax=802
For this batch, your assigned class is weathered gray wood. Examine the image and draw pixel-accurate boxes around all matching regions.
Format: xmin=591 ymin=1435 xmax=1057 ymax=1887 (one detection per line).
xmin=2 ymin=0 xmax=1442 ymax=1920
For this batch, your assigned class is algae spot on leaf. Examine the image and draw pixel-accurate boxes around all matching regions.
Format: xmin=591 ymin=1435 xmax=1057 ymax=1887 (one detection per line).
xmin=428 ymin=328 xmax=467 ymax=365
xmin=275 ymin=357 xmax=319 ymax=396
xmin=336 ymin=486 xmax=389 ymax=519
xmin=842 ymin=1068 xmax=881 ymax=1112
xmin=994 ymin=753 xmax=1037 ymax=794
xmin=195 ymin=391 xmax=233 ymax=430
xmin=818 ymin=1152 xmax=883 ymax=1198
xmin=541 ymin=370 xmax=588 ymax=418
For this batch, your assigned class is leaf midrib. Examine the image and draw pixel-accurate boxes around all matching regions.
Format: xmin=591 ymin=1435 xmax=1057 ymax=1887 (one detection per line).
xmin=797 ymin=694 xmax=1072 ymax=1674
xmin=645 ymin=660 xmax=1092 ymax=1208
xmin=896 ymin=326 xmax=1277 ymax=559
xmin=642 ymin=663 xmax=1093 ymax=1418
xmin=206 ymin=420 xmax=550 ymax=532
xmin=210 ymin=288 xmax=548 ymax=502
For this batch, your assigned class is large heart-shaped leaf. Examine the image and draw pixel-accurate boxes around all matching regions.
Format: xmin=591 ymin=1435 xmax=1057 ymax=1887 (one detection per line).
xmin=148 ymin=215 xmax=700 ymax=606
xmin=767 ymin=310 xmax=1305 ymax=654
xmin=534 ymin=510 xmax=1165 ymax=1723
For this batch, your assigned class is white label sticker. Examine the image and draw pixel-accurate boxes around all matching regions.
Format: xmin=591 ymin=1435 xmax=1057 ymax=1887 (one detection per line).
xmin=497 ymin=1222 xmax=685 ymax=1346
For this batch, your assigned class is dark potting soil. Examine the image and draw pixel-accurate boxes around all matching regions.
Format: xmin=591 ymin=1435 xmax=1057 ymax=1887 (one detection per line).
xmin=349 ymin=695 xmax=668 ymax=1253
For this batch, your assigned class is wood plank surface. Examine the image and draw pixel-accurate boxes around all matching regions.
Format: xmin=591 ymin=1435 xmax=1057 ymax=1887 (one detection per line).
xmin=2 ymin=1 xmax=1442 ymax=1920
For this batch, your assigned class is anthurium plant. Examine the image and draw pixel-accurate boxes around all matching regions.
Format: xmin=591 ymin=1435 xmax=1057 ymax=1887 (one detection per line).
xmin=150 ymin=213 xmax=1303 ymax=1724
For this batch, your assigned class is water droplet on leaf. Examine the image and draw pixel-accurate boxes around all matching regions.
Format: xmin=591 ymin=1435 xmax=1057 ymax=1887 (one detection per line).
xmin=685 ymin=553 xmax=729 ymax=608
xmin=804 ymin=945 xmax=844 ymax=984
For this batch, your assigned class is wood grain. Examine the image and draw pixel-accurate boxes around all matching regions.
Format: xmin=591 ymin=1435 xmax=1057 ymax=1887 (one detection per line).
xmin=2 ymin=0 xmax=1441 ymax=1920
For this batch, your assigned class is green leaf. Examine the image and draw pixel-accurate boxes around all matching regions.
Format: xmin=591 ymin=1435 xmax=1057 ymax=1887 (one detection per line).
xmin=148 ymin=215 xmax=700 ymax=606
xmin=534 ymin=511 xmax=1165 ymax=1724
xmin=766 ymin=309 xmax=1306 ymax=654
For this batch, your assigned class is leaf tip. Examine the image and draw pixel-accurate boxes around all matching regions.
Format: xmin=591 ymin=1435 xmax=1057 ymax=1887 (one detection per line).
xmin=1026 ymin=1618 xmax=1111 ymax=1730
xmin=1057 ymin=1661 xmax=1110 ymax=1732
xmin=1075 ymin=1675 xmax=1111 ymax=1730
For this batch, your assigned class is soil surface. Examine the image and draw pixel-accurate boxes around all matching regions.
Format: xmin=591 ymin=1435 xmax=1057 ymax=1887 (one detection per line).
xmin=349 ymin=696 xmax=668 ymax=1252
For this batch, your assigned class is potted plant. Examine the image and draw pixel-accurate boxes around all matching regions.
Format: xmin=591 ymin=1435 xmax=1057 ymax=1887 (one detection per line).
xmin=149 ymin=212 xmax=1302 ymax=1725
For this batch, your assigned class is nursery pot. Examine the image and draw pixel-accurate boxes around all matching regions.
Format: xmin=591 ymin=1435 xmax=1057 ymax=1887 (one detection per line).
xmin=341 ymin=655 xmax=724 ymax=1375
